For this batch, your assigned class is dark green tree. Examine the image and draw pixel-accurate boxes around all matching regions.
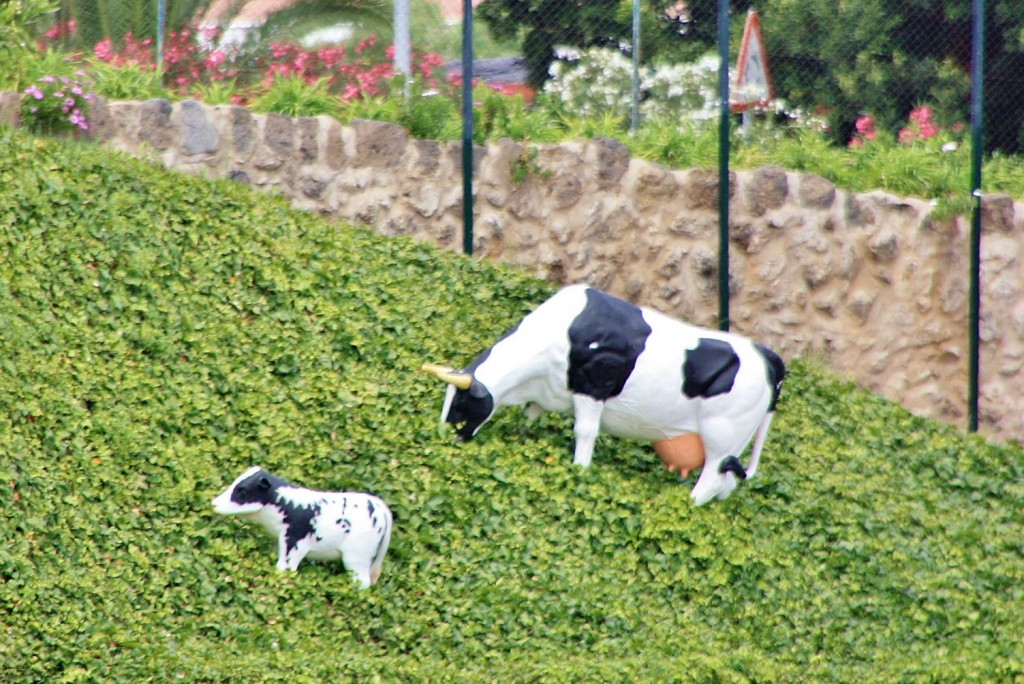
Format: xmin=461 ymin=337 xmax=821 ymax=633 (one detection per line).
xmin=478 ymin=0 xmax=630 ymax=89
xmin=760 ymin=0 xmax=1024 ymax=152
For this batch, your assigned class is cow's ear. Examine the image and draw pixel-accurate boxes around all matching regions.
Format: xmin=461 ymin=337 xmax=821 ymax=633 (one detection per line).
xmin=258 ymin=476 xmax=272 ymax=490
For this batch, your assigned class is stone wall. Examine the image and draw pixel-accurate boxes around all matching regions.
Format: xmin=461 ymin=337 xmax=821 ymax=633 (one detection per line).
xmin=2 ymin=94 xmax=1021 ymax=443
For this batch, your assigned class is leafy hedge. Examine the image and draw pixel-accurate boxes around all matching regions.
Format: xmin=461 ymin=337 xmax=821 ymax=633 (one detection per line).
xmin=1 ymin=128 xmax=1023 ymax=682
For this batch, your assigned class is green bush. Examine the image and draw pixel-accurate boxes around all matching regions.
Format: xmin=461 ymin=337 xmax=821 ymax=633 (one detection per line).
xmin=83 ymin=58 xmax=171 ymax=102
xmin=250 ymin=74 xmax=342 ymax=118
xmin=1 ymin=127 xmax=1024 ymax=681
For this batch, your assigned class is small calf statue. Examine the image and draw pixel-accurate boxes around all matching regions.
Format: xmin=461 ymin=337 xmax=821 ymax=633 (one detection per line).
xmin=212 ymin=466 xmax=393 ymax=589
xmin=423 ymin=285 xmax=785 ymax=506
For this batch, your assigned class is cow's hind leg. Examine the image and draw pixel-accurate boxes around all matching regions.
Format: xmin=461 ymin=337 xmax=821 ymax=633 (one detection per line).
xmin=690 ymin=415 xmax=760 ymax=506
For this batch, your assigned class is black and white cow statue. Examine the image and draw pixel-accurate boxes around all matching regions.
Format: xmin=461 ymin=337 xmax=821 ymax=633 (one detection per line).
xmin=423 ymin=285 xmax=785 ymax=506
xmin=212 ymin=466 xmax=393 ymax=588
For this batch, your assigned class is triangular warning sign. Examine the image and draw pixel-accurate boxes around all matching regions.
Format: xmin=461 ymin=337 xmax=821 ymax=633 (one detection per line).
xmin=732 ymin=11 xmax=774 ymax=111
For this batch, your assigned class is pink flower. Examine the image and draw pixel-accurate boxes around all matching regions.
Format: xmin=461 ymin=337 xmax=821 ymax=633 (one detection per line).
xmin=356 ymin=35 xmax=377 ymax=55
xmin=909 ymin=106 xmax=933 ymax=125
xmin=69 ymin=110 xmax=88 ymax=130
xmin=94 ymin=38 xmax=114 ymax=62
xmin=204 ymin=49 xmax=227 ymax=69
xmin=24 ymin=85 xmax=44 ymax=100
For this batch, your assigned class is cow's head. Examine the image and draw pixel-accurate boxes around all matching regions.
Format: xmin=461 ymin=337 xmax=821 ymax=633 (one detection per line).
xmin=422 ymin=364 xmax=495 ymax=442
xmin=213 ymin=466 xmax=276 ymax=515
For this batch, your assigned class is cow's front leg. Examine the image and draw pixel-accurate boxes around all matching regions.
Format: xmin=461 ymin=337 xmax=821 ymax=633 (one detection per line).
xmin=571 ymin=394 xmax=604 ymax=467
xmin=276 ymin=537 xmax=308 ymax=571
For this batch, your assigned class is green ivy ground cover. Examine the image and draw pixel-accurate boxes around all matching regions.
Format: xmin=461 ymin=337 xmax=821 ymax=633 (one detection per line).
xmin=1 ymin=128 xmax=1023 ymax=682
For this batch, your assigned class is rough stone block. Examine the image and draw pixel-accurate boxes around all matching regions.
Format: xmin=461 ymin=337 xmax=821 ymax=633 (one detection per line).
xmin=798 ymin=173 xmax=836 ymax=209
xmin=745 ymin=165 xmax=789 ymax=216
xmin=298 ymin=117 xmax=319 ymax=163
xmin=0 ymin=91 xmax=20 ymax=128
xmin=264 ymin=113 xmax=295 ymax=158
xmin=140 ymin=99 xmax=174 ymax=150
xmin=352 ymin=118 xmax=409 ymax=168
xmin=683 ymin=168 xmax=736 ymax=211
xmin=179 ymin=100 xmax=219 ymax=156
xmin=981 ymin=193 xmax=1014 ymax=233
xmin=591 ymin=137 xmax=630 ymax=187
xmin=229 ymin=106 xmax=254 ymax=155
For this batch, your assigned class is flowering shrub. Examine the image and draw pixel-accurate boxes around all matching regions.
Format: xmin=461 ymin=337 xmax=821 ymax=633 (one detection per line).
xmin=849 ymin=114 xmax=878 ymax=147
xmin=899 ymin=106 xmax=940 ymax=144
xmin=641 ymin=53 xmax=721 ymax=121
xmin=850 ymin=106 xmax=964 ymax=151
xmin=88 ymin=26 xmax=447 ymax=106
xmin=20 ymin=72 xmax=95 ymax=134
xmin=544 ymin=47 xmax=818 ymax=131
xmin=543 ymin=46 xmax=637 ymax=120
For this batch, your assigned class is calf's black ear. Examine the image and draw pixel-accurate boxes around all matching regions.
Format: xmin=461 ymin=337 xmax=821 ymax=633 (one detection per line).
xmin=718 ymin=455 xmax=747 ymax=480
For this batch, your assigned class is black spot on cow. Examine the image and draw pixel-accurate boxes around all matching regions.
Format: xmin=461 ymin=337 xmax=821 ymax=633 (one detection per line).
xmin=567 ymin=288 xmax=652 ymax=400
xmin=682 ymin=338 xmax=740 ymax=399
xmin=281 ymin=498 xmax=319 ymax=553
xmin=718 ymin=455 xmax=747 ymax=480
xmin=754 ymin=343 xmax=786 ymax=410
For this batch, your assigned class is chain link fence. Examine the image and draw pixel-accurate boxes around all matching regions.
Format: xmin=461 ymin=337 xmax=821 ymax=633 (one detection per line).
xmin=27 ymin=0 xmax=1021 ymax=431
xmin=37 ymin=2 xmax=1024 ymax=155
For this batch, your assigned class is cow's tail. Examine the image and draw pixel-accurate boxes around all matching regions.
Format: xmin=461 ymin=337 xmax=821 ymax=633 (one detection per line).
xmin=746 ymin=344 xmax=786 ymax=480
xmin=744 ymin=411 xmax=774 ymax=480
xmin=369 ymin=503 xmax=393 ymax=586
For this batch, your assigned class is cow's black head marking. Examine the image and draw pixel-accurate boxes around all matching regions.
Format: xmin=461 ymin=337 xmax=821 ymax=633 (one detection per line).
xmin=446 ymin=379 xmax=494 ymax=441
xmin=230 ymin=470 xmax=278 ymax=506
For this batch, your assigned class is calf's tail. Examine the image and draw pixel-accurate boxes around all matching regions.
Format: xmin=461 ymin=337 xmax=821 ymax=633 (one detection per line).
xmin=369 ymin=505 xmax=393 ymax=586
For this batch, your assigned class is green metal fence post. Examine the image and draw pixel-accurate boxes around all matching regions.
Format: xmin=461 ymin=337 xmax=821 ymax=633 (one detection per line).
xmin=461 ymin=0 xmax=474 ymax=256
xmin=968 ymin=0 xmax=985 ymax=432
xmin=717 ymin=0 xmax=730 ymax=331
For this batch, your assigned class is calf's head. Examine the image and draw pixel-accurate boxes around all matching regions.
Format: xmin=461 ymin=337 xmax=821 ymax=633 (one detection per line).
xmin=212 ymin=466 xmax=276 ymax=515
xmin=422 ymin=364 xmax=495 ymax=442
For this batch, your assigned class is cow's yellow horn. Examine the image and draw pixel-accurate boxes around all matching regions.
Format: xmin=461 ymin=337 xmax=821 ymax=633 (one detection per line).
xmin=421 ymin=363 xmax=473 ymax=390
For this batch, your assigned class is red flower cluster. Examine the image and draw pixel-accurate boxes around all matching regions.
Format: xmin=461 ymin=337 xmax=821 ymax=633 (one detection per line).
xmin=257 ymin=37 xmax=404 ymax=100
xmin=848 ymin=114 xmax=876 ymax=148
xmin=38 ymin=21 xmax=450 ymax=108
xmin=850 ymin=106 xmax=964 ymax=148
xmin=38 ymin=19 xmax=77 ymax=50
xmin=898 ymin=106 xmax=940 ymax=144
xmin=94 ymin=33 xmax=155 ymax=68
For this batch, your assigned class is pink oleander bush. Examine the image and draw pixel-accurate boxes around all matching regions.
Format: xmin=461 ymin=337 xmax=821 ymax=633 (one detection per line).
xmin=850 ymin=106 xmax=965 ymax=150
xmin=79 ymin=24 xmax=448 ymax=107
